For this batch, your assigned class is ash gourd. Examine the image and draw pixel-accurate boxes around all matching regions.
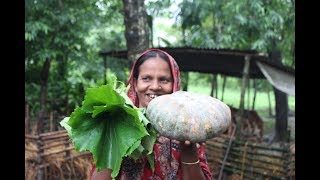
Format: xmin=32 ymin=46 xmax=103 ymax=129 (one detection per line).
xmin=146 ymin=91 xmax=232 ymax=143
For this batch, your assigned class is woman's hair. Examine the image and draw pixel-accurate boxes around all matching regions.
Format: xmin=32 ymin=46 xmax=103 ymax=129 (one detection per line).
xmin=133 ymin=50 xmax=172 ymax=79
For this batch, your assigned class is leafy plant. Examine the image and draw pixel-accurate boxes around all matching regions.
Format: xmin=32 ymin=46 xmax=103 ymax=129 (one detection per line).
xmin=60 ymin=75 xmax=157 ymax=179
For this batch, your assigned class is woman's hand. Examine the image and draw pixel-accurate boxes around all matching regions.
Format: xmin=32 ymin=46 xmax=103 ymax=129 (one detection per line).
xmin=178 ymin=140 xmax=205 ymax=162
xmin=91 ymin=168 xmax=112 ymax=180
xmin=178 ymin=140 xmax=207 ymax=180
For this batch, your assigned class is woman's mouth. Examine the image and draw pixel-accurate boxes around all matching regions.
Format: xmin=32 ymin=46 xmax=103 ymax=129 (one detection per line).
xmin=148 ymin=94 xmax=159 ymax=100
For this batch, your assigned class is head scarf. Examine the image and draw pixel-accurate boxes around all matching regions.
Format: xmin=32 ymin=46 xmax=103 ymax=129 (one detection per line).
xmin=126 ymin=48 xmax=181 ymax=107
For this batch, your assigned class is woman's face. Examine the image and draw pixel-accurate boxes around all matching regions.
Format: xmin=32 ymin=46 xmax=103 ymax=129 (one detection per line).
xmin=134 ymin=56 xmax=173 ymax=108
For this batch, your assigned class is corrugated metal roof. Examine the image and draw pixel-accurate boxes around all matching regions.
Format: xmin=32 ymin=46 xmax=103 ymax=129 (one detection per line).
xmin=99 ymin=47 xmax=294 ymax=80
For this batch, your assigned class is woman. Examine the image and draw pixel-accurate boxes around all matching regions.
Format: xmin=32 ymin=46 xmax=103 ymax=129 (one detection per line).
xmin=91 ymin=49 xmax=212 ymax=180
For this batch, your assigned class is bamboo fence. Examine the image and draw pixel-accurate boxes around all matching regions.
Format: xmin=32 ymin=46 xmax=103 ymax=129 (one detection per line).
xmin=25 ymin=130 xmax=295 ymax=180
xmin=25 ymin=130 xmax=92 ymax=180
xmin=205 ymin=134 xmax=295 ymax=180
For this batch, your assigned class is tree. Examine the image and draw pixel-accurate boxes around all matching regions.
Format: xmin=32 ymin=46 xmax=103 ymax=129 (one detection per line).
xmin=25 ymin=0 xmax=106 ymax=133
xmin=122 ymin=0 xmax=149 ymax=66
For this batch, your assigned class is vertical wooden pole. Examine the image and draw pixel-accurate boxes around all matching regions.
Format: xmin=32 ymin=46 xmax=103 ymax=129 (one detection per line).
xmin=37 ymin=136 xmax=44 ymax=180
xmin=25 ymin=104 xmax=30 ymax=134
xmin=221 ymin=75 xmax=227 ymax=101
xmin=247 ymin=79 xmax=250 ymax=110
xmin=210 ymin=74 xmax=213 ymax=97
xmin=210 ymin=74 xmax=216 ymax=97
xmin=215 ymin=75 xmax=218 ymax=98
xmin=239 ymin=55 xmax=250 ymax=113
xmin=49 ymin=112 xmax=53 ymax=132
xmin=251 ymin=79 xmax=257 ymax=111
xmin=237 ymin=55 xmax=251 ymax=138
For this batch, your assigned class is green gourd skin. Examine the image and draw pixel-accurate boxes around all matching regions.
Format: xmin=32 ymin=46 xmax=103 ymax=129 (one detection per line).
xmin=146 ymin=91 xmax=232 ymax=143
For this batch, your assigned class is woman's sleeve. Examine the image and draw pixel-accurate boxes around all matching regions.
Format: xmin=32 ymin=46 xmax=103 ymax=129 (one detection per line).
xmin=198 ymin=145 xmax=213 ymax=180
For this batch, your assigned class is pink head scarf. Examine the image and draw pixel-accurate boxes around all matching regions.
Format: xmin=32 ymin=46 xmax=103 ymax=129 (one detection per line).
xmin=126 ymin=48 xmax=181 ymax=107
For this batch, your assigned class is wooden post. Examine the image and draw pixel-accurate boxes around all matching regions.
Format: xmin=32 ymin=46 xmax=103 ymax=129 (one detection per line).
xmin=37 ymin=136 xmax=44 ymax=180
xmin=237 ymin=55 xmax=251 ymax=138
xmin=210 ymin=74 xmax=217 ymax=97
xmin=25 ymin=104 xmax=30 ymax=134
xmin=216 ymin=75 xmax=218 ymax=98
xmin=251 ymin=79 xmax=257 ymax=111
xmin=221 ymin=75 xmax=227 ymax=101
xmin=49 ymin=112 xmax=53 ymax=132
xmin=65 ymin=137 xmax=71 ymax=159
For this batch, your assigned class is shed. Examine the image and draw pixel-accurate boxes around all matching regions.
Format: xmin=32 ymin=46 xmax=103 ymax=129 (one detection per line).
xmin=99 ymin=47 xmax=295 ymax=96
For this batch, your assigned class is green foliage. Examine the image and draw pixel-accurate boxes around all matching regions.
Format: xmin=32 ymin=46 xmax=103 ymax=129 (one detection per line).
xmin=175 ymin=0 xmax=295 ymax=66
xmin=60 ymin=75 xmax=157 ymax=178
xmin=25 ymin=0 xmax=127 ymax=119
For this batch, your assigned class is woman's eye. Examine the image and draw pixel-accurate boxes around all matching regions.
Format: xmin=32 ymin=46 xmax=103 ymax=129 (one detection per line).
xmin=160 ymin=79 xmax=170 ymax=83
xmin=141 ymin=77 xmax=150 ymax=81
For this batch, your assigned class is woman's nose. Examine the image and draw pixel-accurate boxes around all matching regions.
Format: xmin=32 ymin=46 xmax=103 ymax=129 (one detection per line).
xmin=150 ymin=80 xmax=160 ymax=90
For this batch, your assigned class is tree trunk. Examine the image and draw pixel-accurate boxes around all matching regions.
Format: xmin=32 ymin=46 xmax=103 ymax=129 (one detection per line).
xmin=269 ymin=42 xmax=289 ymax=142
xmin=122 ymin=0 xmax=149 ymax=67
xmin=37 ymin=58 xmax=51 ymax=134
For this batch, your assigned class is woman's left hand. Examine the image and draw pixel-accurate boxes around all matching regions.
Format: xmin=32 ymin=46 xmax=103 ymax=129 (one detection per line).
xmin=178 ymin=140 xmax=205 ymax=162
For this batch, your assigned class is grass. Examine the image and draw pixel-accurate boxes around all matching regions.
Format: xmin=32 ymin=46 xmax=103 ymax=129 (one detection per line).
xmin=185 ymin=73 xmax=295 ymax=135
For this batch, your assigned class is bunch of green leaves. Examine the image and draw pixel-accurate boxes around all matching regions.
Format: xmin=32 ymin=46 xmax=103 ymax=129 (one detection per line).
xmin=60 ymin=75 xmax=157 ymax=179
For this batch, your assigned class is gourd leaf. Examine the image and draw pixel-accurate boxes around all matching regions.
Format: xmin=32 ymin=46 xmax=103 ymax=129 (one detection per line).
xmin=60 ymin=75 xmax=157 ymax=179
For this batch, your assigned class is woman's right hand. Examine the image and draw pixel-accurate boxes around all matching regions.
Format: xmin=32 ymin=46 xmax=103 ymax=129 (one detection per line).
xmin=91 ymin=168 xmax=112 ymax=180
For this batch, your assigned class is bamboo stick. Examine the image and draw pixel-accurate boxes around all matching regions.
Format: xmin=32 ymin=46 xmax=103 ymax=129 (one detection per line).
xmin=41 ymin=147 xmax=75 ymax=157
xmin=42 ymin=137 xmax=70 ymax=144
xmin=40 ymin=133 xmax=68 ymax=140
xmin=41 ymin=141 xmax=71 ymax=150
xmin=26 ymin=134 xmax=40 ymax=139
xmin=39 ymin=130 xmax=67 ymax=137
xmin=38 ymin=152 xmax=91 ymax=169
xmin=25 ymin=147 xmax=39 ymax=152
xmin=218 ymin=125 xmax=236 ymax=180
